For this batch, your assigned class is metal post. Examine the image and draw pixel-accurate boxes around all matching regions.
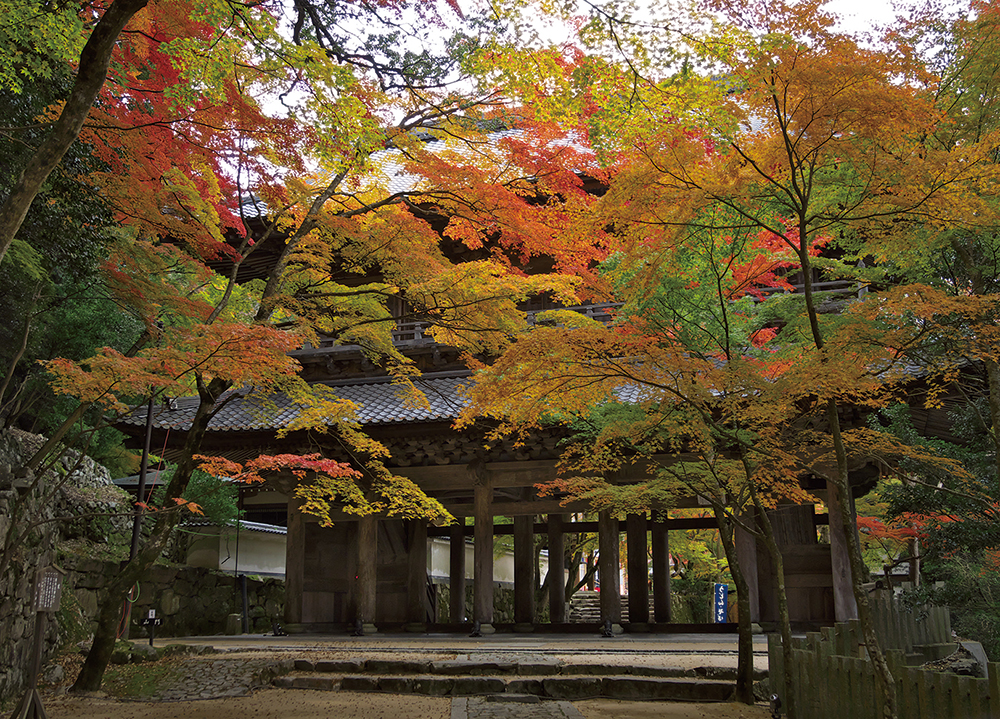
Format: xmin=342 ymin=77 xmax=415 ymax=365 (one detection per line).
xmin=240 ymin=574 xmax=249 ymax=634
xmin=122 ymin=396 xmax=155 ymax=641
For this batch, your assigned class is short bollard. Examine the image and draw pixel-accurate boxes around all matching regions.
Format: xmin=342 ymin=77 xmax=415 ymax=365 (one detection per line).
xmin=140 ymin=609 xmax=162 ymax=647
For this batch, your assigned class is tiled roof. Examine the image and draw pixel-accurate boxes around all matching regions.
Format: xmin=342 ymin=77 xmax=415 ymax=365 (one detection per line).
xmin=119 ymin=374 xmax=471 ymax=434
xmin=184 ymin=519 xmax=287 ymax=535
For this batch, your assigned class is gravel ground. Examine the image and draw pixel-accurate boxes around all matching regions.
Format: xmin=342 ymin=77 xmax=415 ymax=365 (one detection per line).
xmin=43 ymin=690 xmax=771 ymax=719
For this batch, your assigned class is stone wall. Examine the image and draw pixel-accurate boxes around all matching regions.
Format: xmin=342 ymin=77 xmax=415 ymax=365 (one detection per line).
xmin=0 ymin=431 xmax=58 ymax=706
xmin=63 ymin=555 xmax=285 ymax=639
xmin=0 ymin=429 xmax=130 ymax=705
xmin=0 ymin=427 xmax=288 ymax=706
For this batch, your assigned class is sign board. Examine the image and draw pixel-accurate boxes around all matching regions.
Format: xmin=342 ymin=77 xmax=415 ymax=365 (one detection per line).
xmin=140 ymin=617 xmax=163 ymax=627
xmin=33 ymin=566 xmax=65 ymax=612
xmin=713 ymin=583 xmax=729 ymax=623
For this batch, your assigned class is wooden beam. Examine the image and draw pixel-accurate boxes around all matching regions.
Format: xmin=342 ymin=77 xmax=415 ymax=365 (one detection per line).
xmin=548 ymin=514 xmax=566 ymax=623
xmin=449 ymin=519 xmax=466 ymax=623
xmin=513 ymin=514 xmax=534 ymax=626
xmin=440 ymin=499 xmax=590 ymax=517
xmin=284 ymin=498 xmax=305 ymax=624
xmin=395 ymin=460 xmax=559 ymax=491
xmin=357 ymin=514 xmax=377 ymax=632
xmin=430 ymin=513 xmax=814 ymax=537
xmin=598 ymin=510 xmax=621 ymax=626
xmin=406 ymin=519 xmax=428 ymax=626
xmin=473 ymin=470 xmax=494 ymax=632
xmin=626 ymin=513 xmax=649 ymax=624
xmin=651 ymin=513 xmax=671 ymax=623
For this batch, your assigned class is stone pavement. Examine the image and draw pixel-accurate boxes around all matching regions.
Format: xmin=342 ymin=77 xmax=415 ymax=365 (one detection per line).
xmin=454 ymin=697 xmax=584 ymax=719
xmin=118 ymin=631 xmax=767 ymax=704
xmin=140 ymin=654 xmax=290 ymax=701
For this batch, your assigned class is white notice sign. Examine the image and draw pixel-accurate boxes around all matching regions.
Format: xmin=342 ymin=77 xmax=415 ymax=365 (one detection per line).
xmin=33 ymin=567 xmax=64 ymax=612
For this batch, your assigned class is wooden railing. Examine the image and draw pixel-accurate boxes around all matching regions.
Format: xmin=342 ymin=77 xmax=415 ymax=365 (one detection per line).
xmin=769 ymin=591 xmax=999 ymax=718
xmin=293 ymin=302 xmax=622 ymax=355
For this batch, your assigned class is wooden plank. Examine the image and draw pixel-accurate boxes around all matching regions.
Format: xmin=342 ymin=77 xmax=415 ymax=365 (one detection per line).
xmin=734 ymin=518 xmax=759 ymax=622
xmin=785 ymin=573 xmax=837 ymax=589
xmin=827 ymin=479 xmax=858 ymax=621
xmin=849 ymin=657 xmax=863 ymax=719
xmin=988 ymin=663 xmax=1000 ymax=719
xmin=917 ymin=669 xmax=932 ymax=719
xmin=887 ymin=651 xmax=908 ymax=719
xmin=768 ymin=634 xmax=785 ymax=712
xmin=971 ymin=674 xmax=988 ymax=719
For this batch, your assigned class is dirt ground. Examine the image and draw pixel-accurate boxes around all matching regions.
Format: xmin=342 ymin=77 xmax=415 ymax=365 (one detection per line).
xmin=44 ymin=689 xmax=772 ymax=719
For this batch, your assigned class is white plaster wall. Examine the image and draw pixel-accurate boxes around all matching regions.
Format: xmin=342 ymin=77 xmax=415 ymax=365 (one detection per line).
xmin=186 ymin=526 xmax=287 ymax=577
xmin=427 ymin=538 xmax=549 ymax=585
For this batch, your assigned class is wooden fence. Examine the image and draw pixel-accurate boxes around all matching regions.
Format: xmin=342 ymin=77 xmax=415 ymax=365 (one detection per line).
xmin=768 ymin=591 xmax=1000 ymax=718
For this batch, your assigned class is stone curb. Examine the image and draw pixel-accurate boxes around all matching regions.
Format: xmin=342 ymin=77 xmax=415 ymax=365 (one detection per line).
xmin=288 ymin=658 xmax=765 ymax=680
xmin=275 ymin=673 xmax=735 ymax=702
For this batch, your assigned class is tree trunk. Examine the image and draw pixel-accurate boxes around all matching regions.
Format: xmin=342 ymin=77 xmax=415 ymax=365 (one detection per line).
xmin=0 ymin=0 xmax=150 ymax=266
xmin=750 ymin=493 xmax=797 ymax=719
xmin=711 ymin=506 xmax=754 ymax=705
xmin=827 ymin=399 xmax=896 ymax=719
xmin=71 ymin=375 xmax=228 ymax=692
xmin=798 ymin=238 xmax=896 ymax=719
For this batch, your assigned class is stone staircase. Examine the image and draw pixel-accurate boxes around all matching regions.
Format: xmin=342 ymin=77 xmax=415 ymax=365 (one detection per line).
xmin=273 ymin=656 xmax=749 ymax=702
xmin=567 ymin=591 xmax=655 ymax=623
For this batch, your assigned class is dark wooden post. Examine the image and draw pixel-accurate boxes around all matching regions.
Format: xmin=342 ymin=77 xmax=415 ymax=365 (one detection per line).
xmin=514 ymin=514 xmax=535 ymax=630
xmin=406 ymin=519 xmax=428 ymax=630
xmin=735 ymin=516 xmax=760 ymax=623
xmin=626 ymin=512 xmax=649 ymax=627
xmin=357 ymin=513 xmax=378 ymax=634
xmin=473 ymin=469 xmax=495 ymax=633
xmin=651 ymin=512 xmax=671 ymax=623
xmin=449 ymin=518 xmax=466 ymax=623
xmin=547 ymin=513 xmax=566 ymax=624
xmin=284 ymin=497 xmax=304 ymax=625
xmin=598 ymin=510 xmax=622 ymax=632
xmin=827 ymin=478 xmax=858 ymax=621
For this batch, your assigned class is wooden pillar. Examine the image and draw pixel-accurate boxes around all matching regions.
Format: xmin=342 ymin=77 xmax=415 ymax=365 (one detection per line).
xmin=828 ymin=478 xmax=858 ymax=621
xmin=473 ymin=472 xmax=495 ymax=633
xmin=598 ymin=510 xmax=622 ymax=631
xmin=284 ymin=498 xmax=304 ymax=625
xmin=735 ymin=516 xmax=760 ymax=623
xmin=449 ymin=518 xmax=466 ymax=623
xmin=406 ymin=518 xmax=428 ymax=630
xmin=547 ymin=513 xmax=566 ymax=623
xmin=513 ymin=514 xmax=534 ymax=629
xmin=356 ymin=513 xmax=378 ymax=633
xmin=650 ymin=512 xmax=671 ymax=623
xmin=626 ymin=513 xmax=649 ymax=626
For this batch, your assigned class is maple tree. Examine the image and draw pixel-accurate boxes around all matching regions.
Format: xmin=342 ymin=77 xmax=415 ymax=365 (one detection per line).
xmin=458 ymin=0 xmax=1000 ymax=715
xmin=0 ymin=0 xmax=607 ymax=694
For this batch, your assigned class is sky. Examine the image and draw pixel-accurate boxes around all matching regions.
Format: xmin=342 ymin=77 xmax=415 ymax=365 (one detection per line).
xmin=825 ymin=0 xmax=904 ymax=33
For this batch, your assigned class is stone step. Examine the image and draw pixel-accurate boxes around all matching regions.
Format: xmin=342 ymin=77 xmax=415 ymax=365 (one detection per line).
xmin=286 ymin=658 xmax=764 ymax=682
xmin=567 ymin=592 xmax=655 ymax=623
xmin=274 ymin=674 xmax=736 ymax=702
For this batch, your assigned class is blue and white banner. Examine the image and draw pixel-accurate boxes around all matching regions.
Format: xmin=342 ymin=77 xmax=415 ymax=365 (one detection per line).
xmin=713 ymin=583 xmax=729 ymax=623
